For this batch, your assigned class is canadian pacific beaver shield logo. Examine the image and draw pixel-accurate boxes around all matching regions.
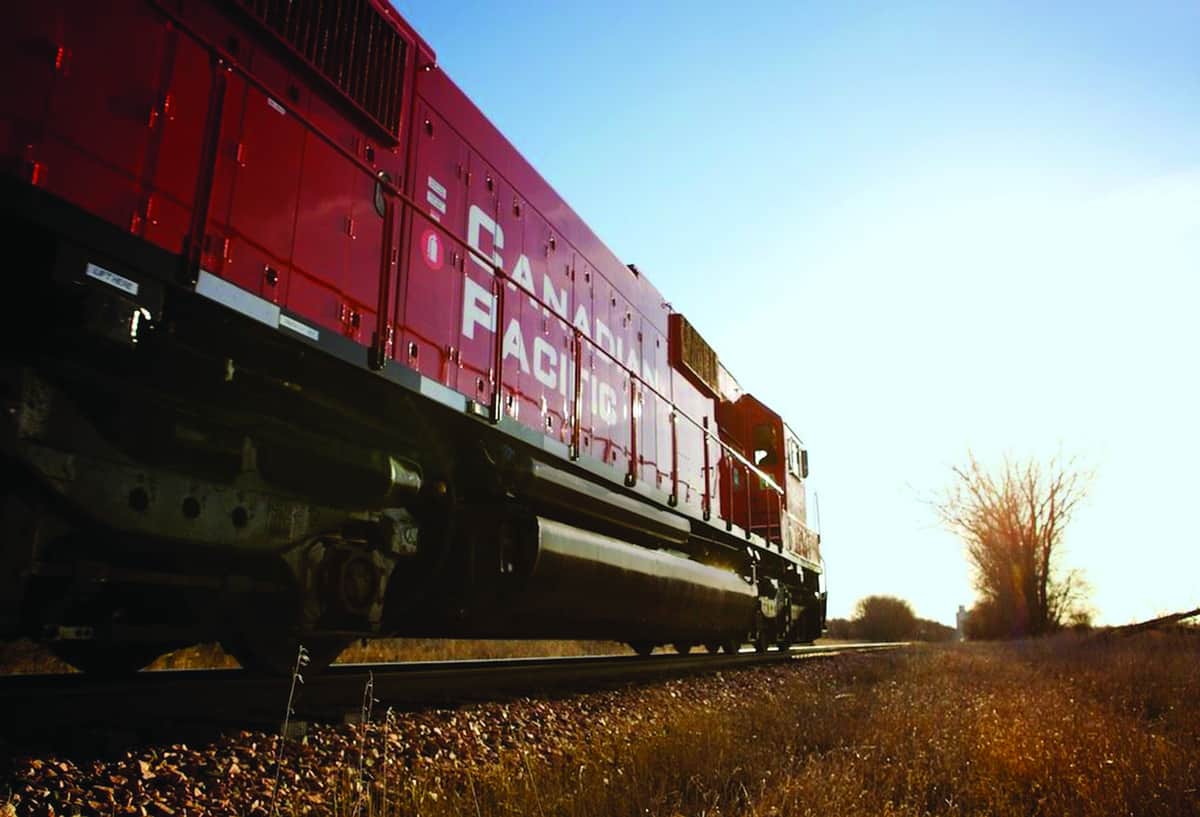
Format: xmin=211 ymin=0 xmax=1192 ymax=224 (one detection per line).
xmin=420 ymin=228 xmax=444 ymax=271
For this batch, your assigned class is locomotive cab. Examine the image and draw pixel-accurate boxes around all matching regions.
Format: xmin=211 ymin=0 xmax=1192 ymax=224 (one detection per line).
xmin=718 ymin=394 xmax=787 ymax=545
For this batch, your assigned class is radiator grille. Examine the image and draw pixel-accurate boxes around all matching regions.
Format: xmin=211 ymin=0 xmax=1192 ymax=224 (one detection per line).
xmin=233 ymin=0 xmax=407 ymax=138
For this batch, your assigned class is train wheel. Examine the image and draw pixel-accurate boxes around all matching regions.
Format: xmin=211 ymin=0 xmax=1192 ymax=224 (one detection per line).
xmin=753 ymin=611 xmax=770 ymax=653
xmin=776 ymin=609 xmax=793 ymax=650
xmin=673 ymin=642 xmax=694 ymax=655
xmin=722 ymin=639 xmax=741 ymax=654
xmin=628 ymin=641 xmax=655 ymax=657
xmin=704 ymin=642 xmax=721 ymax=654
xmin=50 ymin=642 xmax=167 ymax=676
xmin=797 ymin=604 xmax=823 ymax=644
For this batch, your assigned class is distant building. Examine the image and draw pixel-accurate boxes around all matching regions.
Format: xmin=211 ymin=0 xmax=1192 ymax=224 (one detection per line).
xmin=956 ymin=605 xmax=968 ymax=641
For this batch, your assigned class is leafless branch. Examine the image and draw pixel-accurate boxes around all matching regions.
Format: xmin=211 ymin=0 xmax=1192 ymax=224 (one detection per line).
xmin=936 ymin=451 xmax=1091 ymax=637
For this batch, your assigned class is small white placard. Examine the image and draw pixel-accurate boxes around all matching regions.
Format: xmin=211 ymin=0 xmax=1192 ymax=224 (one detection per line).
xmin=85 ymin=262 xmax=138 ymax=296
xmin=266 ymin=97 xmax=286 ymax=115
xmin=426 ymin=189 xmax=447 ymax=214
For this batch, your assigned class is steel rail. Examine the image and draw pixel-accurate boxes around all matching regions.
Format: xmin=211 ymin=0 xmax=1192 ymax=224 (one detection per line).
xmin=0 ymin=643 xmax=904 ymax=732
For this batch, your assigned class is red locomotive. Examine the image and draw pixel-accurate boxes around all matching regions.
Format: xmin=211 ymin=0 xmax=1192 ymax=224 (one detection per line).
xmin=0 ymin=0 xmax=825 ymax=673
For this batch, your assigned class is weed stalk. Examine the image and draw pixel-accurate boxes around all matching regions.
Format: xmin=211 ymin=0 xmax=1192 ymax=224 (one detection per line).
xmin=270 ymin=643 xmax=309 ymax=817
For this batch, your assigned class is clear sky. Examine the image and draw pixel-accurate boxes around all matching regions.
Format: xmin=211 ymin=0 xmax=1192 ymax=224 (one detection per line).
xmin=392 ymin=0 xmax=1200 ymax=625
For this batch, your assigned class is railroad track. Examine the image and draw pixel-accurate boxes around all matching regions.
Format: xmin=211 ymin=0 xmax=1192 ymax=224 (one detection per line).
xmin=0 ymin=642 xmax=903 ymax=735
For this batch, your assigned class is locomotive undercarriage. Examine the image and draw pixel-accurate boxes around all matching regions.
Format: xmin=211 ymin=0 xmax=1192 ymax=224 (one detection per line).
xmin=0 ymin=190 xmax=825 ymax=675
xmin=1 ymin=356 xmax=436 ymax=673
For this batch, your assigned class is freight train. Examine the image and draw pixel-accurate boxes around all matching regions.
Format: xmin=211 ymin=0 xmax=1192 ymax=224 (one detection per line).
xmin=0 ymin=0 xmax=825 ymax=674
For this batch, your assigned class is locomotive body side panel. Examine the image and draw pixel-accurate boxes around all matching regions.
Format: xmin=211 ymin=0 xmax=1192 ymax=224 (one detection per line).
xmin=409 ymin=67 xmax=689 ymax=490
xmin=144 ymin=29 xmax=214 ymax=256
xmin=7 ymin=0 xmax=165 ymax=239
xmin=402 ymin=104 xmax=468 ymax=386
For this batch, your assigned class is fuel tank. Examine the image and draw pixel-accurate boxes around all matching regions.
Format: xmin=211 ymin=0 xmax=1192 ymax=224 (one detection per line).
xmin=427 ymin=516 xmax=757 ymax=643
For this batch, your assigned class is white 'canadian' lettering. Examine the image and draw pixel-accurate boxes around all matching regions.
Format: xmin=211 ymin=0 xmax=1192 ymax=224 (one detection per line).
xmin=467 ymin=204 xmax=504 ymax=272
xmin=459 ymin=200 xmax=666 ymax=430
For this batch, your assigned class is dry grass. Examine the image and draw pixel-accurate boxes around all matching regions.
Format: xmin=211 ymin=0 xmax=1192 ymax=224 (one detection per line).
xmin=0 ymin=637 xmax=630 ymax=674
xmin=147 ymin=637 xmax=628 ymax=670
xmin=0 ymin=639 xmax=72 ymax=675
xmin=332 ymin=638 xmax=628 ymax=664
xmin=360 ymin=632 xmax=1200 ymax=817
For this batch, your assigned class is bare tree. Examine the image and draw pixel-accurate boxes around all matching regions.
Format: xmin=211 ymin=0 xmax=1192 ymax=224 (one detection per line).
xmin=937 ymin=453 xmax=1090 ymax=637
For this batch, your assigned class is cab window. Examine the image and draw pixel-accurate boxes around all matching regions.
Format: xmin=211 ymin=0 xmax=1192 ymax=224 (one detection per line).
xmin=787 ymin=439 xmax=807 ymax=479
xmin=752 ymin=423 xmax=780 ymax=468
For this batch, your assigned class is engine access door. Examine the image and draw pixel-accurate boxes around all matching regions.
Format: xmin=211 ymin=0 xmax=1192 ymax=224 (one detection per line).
xmin=400 ymin=104 xmax=471 ymax=391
